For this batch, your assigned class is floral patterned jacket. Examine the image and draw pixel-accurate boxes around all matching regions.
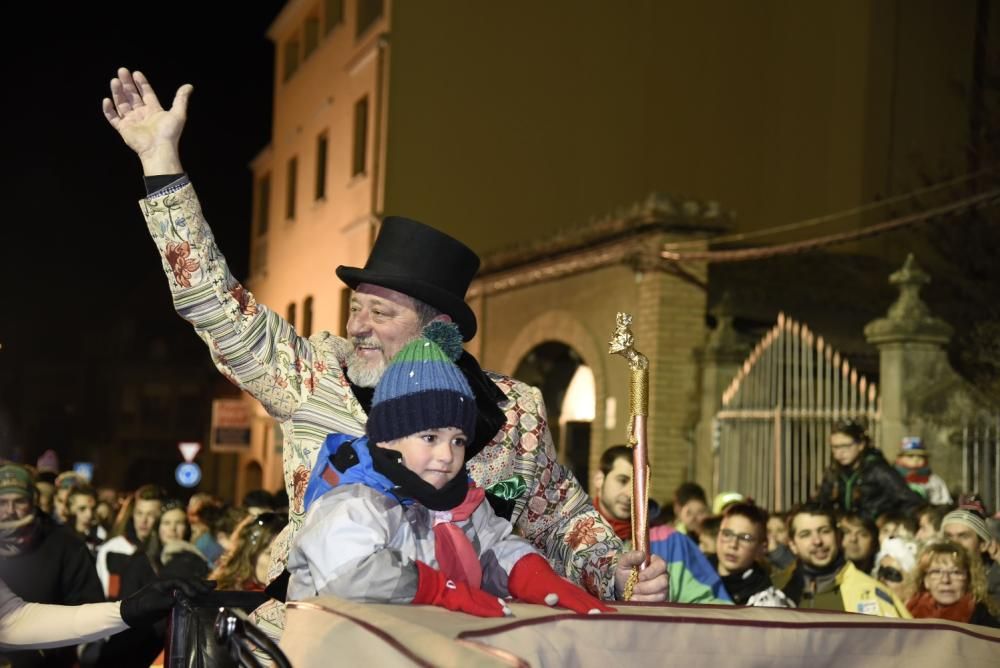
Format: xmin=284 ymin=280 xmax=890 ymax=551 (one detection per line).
xmin=140 ymin=178 xmax=622 ymax=604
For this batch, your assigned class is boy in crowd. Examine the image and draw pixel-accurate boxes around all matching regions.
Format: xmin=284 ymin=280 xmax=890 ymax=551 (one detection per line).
xmin=894 ymin=436 xmax=952 ymax=505
xmin=711 ymin=503 xmax=792 ymax=607
xmin=287 ymin=325 xmax=615 ymax=616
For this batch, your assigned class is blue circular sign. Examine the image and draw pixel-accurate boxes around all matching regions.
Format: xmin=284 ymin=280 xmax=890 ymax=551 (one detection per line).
xmin=175 ymin=462 xmax=202 ymax=488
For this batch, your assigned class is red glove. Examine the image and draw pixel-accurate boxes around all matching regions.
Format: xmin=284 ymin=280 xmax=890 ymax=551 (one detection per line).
xmin=508 ymin=553 xmax=616 ymax=614
xmin=411 ymin=561 xmax=511 ymax=617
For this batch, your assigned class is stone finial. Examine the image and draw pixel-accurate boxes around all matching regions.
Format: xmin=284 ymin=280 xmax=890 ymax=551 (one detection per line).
xmin=706 ymin=291 xmax=748 ymax=355
xmin=864 ymin=254 xmax=953 ymax=345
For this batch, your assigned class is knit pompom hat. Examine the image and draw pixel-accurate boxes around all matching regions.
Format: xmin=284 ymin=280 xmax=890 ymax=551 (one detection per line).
xmin=367 ymin=321 xmax=476 ymax=445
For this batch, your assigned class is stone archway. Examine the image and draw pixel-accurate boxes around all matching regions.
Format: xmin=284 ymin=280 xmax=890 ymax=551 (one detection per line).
xmin=502 ymin=311 xmax=607 ymax=488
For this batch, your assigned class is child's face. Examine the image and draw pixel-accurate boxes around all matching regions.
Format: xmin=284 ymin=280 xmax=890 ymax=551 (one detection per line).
xmin=377 ymin=427 xmax=467 ymax=489
xmin=897 ymin=453 xmax=926 ymax=468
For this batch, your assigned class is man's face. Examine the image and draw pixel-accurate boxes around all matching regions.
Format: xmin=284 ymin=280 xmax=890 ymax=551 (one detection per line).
xmin=69 ymin=494 xmax=96 ymax=534
xmin=839 ymin=519 xmax=874 ymax=562
xmin=132 ymin=499 xmax=163 ymax=541
xmin=830 ymin=432 xmax=865 ymax=468
xmin=916 ymin=512 xmax=939 ymax=543
xmin=0 ymin=492 xmax=33 ymax=523
xmin=54 ymin=488 xmax=71 ymax=522
xmin=35 ymin=482 xmax=55 ymax=514
xmin=676 ymin=499 xmax=708 ymax=534
xmin=596 ymin=457 xmax=632 ymax=521
xmin=716 ymin=514 xmax=765 ymax=575
xmin=345 ymin=284 xmax=427 ymax=387
xmin=942 ymin=521 xmax=985 ymax=555
xmin=767 ymin=516 xmax=789 ymax=551
xmin=789 ymin=513 xmax=839 ymax=569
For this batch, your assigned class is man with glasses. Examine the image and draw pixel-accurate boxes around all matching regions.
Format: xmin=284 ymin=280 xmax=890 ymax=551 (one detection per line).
xmin=775 ymin=502 xmax=911 ymax=617
xmin=814 ymin=419 xmax=922 ymax=523
xmin=711 ymin=503 xmax=792 ymax=607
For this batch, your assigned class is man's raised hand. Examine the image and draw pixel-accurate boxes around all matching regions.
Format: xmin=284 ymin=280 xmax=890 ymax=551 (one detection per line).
xmin=102 ymin=68 xmax=190 ymax=174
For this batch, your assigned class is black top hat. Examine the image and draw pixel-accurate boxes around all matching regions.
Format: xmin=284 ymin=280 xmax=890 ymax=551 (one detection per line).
xmin=336 ymin=217 xmax=481 ymax=341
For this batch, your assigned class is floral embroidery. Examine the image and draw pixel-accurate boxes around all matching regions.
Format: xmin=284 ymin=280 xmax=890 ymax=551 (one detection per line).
xmin=292 ymin=465 xmax=310 ymax=513
xmin=565 ymin=516 xmax=602 ymax=550
xmin=274 ymin=371 xmax=288 ymax=389
xmin=314 ymin=360 xmax=327 ymax=373
xmin=165 ymin=241 xmax=199 ymax=287
xmin=303 ymin=376 xmax=316 ymax=394
xmin=230 ymin=284 xmax=258 ymax=315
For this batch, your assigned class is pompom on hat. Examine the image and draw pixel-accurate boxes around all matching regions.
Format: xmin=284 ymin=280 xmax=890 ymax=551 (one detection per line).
xmin=366 ymin=322 xmax=477 ymax=447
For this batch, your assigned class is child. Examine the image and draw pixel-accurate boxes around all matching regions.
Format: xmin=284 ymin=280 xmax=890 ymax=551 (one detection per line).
xmin=287 ymin=323 xmax=612 ymax=617
xmin=894 ymin=437 xmax=952 ymax=505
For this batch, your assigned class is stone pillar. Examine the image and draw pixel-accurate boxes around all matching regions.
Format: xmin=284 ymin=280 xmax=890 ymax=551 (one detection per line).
xmin=695 ymin=293 xmax=750 ymax=496
xmin=863 ymin=254 xmax=953 ymax=453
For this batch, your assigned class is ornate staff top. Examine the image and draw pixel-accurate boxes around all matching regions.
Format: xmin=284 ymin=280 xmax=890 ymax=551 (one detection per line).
xmin=608 ymin=311 xmax=652 ymax=599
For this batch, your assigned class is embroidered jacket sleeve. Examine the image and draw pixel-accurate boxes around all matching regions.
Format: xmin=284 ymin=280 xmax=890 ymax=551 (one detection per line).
xmin=467 ymin=501 xmax=538 ymax=597
xmin=489 ymin=376 xmax=621 ymax=600
xmin=286 ymin=485 xmax=419 ymax=604
xmin=139 ymin=178 xmax=323 ymax=421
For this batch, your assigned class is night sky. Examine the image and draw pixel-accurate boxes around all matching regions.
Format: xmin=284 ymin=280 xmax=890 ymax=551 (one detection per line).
xmin=1 ymin=3 xmax=286 ymax=459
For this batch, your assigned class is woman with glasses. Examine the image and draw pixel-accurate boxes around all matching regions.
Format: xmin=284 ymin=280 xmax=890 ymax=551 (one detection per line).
xmin=906 ymin=540 xmax=999 ymax=627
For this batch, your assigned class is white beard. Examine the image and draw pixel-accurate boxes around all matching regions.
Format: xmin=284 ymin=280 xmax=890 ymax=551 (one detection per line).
xmin=345 ymin=350 xmax=386 ymax=388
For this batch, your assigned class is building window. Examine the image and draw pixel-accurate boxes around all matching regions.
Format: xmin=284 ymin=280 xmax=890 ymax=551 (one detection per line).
xmin=256 ymin=173 xmax=271 ymax=237
xmin=287 ymin=302 xmax=297 ymax=329
xmin=339 ymin=287 xmax=352 ymax=336
xmin=315 ymin=132 xmax=328 ymax=200
xmin=356 ymin=0 xmax=383 ymax=38
xmin=324 ymin=0 xmax=344 ymax=34
xmin=303 ymin=296 xmax=314 ymax=337
xmin=352 ymin=96 xmax=369 ymax=177
xmin=304 ymin=16 xmax=320 ymax=59
xmin=286 ymin=157 xmax=298 ymax=220
xmin=283 ymin=39 xmax=300 ymax=81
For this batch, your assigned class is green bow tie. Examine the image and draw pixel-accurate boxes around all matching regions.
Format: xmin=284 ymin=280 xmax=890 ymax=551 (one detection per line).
xmin=486 ymin=475 xmax=527 ymax=500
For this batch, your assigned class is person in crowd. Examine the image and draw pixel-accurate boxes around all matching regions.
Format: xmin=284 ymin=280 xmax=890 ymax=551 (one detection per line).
xmin=711 ymin=503 xmax=793 ymax=607
xmin=187 ymin=493 xmax=226 ymax=566
xmin=906 ymin=540 xmax=999 ymax=627
xmin=775 ymin=502 xmax=910 ymax=617
xmin=215 ymin=506 xmax=251 ymax=557
xmin=941 ymin=502 xmax=1000 ymax=607
xmin=876 ymin=510 xmax=917 ymax=544
xmin=591 ymin=445 xmax=633 ymax=542
xmin=0 ymin=463 xmax=104 ymax=667
xmin=814 ymin=419 xmax=923 ymax=522
xmin=894 ymin=436 xmax=953 ymax=505
xmin=766 ymin=510 xmax=795 ymax=571
xmin=104 ymin=501 xmax=210 ymax=668
xmin=242 ymin=490 xmax=276 ymax=517
xmin=66 ymin=485 xmax=106 ymax=555
xmin=272 ymin=489 xmax=290 ymax=515
xmin=872 ymin=535 xmax=919 ymax=605
xmin=0 ymin=576 xmax=213 ymax=650
xmin=697 ymin=515 xmax=722 ymax=556
xmin=288 ymin=327 xmax=617 ymax=617
xmin=33 ymin=471 xmax=56 ymax=518
xmin=102 ymin=67 xmax=666 ymax=632
xmin=672 ymin=482 xmax=709 ymax=536
xmin=712 ymin=491 xmax=746 ymax=516
xmin=51 ymin=471 xmax=86 ymax=525
xmin=591 ymin=448 xmax=730 ymax=604
xmin=838 ymin=512 xmax=879 ymax=574
xmin=96 ymin=484 xmax=166 ymax=598
xmin=212 ymin=513 xmax=287 ymax=592
xmin=915 ymin=503 xmax=953 ymax=544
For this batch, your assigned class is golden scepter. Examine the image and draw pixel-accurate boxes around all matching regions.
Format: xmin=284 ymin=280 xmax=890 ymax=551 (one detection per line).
xmin=608 ymin=312 xmax=650 ymax=600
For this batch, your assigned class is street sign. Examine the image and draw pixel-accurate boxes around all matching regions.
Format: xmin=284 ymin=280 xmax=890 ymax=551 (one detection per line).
xmin=178 ymin=441 xmax=201 ymax=463
xmin=175 ymin=462 xmax=202 ymax=488
xmin=210 ymin=399 xmax=252 ymax=452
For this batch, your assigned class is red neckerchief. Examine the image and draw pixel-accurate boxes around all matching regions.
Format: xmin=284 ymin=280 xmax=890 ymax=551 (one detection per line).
xmin=906 ymin=591 xmax=976 ymax=623
xmin=432 ymin=485 xmax=486 ymax=589
xmin=592 ymin=497 xmax=632 ymax=541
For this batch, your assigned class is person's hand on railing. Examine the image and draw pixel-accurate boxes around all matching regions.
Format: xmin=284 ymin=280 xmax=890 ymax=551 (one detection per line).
xmin=120 ymin=577 xmax=216 ymax=627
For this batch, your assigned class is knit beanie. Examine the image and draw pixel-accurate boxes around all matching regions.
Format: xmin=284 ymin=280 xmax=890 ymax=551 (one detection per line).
xmin=367 ymin=321 xmax=477 ymax=446
xmin=941 ymin=509 xmax=991 ymax=543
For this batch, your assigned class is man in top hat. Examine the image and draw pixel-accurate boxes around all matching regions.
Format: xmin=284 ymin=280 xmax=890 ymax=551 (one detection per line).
xmin=102 ymin=69 xmax=667 ymax=634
